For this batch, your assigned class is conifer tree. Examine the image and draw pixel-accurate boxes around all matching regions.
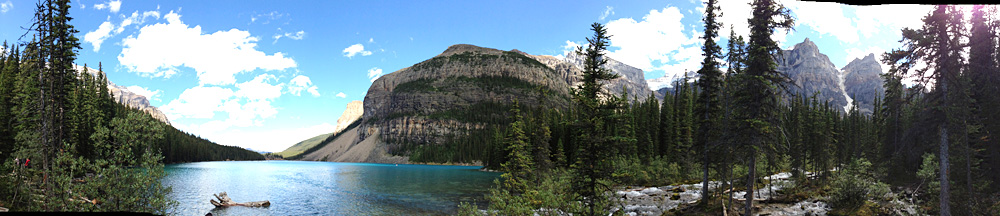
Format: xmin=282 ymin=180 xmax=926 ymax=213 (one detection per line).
xmin=570 ymin=22 xmax=620 ymax=216
xmin=695 ymin=0 xmax=724 ymax=204
xmin=737 ymin=0 xmax=794 ymax=214
xmin=884 ymin=6 xmax=966 ymax=214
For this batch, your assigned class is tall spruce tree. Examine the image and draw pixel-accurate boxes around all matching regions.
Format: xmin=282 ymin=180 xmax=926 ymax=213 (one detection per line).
xmin=695 ymin=0 xmax=724 ymax=205
xmin=884 ymin=5 xmax=966 ymax=215
xmin=571 ymin=22 xmax=620 ymax=216
xmin=737 ymin=0 xmax=793 ymax=214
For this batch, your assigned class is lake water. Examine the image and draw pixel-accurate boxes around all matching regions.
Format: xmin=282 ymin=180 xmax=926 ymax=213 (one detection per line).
xmin=162 ymin=161 xmax=500 ymax=215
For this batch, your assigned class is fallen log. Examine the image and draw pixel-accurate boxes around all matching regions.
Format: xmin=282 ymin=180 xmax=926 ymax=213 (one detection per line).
xmin=210 ymin=192 xmax=270 ymax=208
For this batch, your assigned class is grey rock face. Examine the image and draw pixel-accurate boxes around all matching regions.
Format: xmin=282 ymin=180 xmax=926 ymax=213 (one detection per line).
xmin=777 ymin=38 xmax=849 ymax=111
xmin=359 ymin=44 xmax=654 ymax=157
xmin=560 ymin=51 xmax=653 ymax=101
xmin=842 ymin=53 xmax=885 ymax=114
xmin=360 ymin=44 xmax=575 ymax=150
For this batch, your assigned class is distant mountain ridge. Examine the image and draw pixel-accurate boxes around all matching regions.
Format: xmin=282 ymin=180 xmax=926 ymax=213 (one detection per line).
xmin=645 ymin=38 xmax=885 ymax=114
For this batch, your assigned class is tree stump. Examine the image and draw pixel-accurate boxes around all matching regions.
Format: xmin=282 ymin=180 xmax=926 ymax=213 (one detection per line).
xmin=209 ymin=192 xmax=270 ymax=208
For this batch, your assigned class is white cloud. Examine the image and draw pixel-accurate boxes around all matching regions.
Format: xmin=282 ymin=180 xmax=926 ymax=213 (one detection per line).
xmin=162 ymin=75 xmax=285 ymax=129
xmin=287 ymin=75 xmax=320 ymax=97
xmin=83 ymin=10 xmax=160 ymax=52
xmin=117 ymin=10 xmax=161 ymax=34
xmin=335 ymin=92 xmax=346 ymax=98
xmin=160 ymin=86 xmax=235 ymax=120
xmin=119 ymin=11 xmax=297 ymax=85
xmin=125 ymin=85 xmax=162 ymax=102
xmin=235 ymin=74 xmax=283 ymax=101
xmin=83 ymin=21 xmax=114 ymax=52
xmin=368 ymin=38 xmax=374 ymax=43
xmin=367 ymin=67 xmax=383 ymax=82
xmin=342 ymin=44 xmax=372 ymax=58
xmin=599 ymin=6 xmax=615 ymax=20
xmin=854 ymin=5 xmax=933 ymax=38
xmin=605 ymin=6 xmax=700 ymax=73
xmin=713 ymin=0 xmax=753 ymax=40
xmin=1 ymin=1 xmax=12 ymax=13
xmin=273 ymin=30 xmax=306 ymax=43
xmin=786 ymin=1 xmax=858 ymax=43
xmin=555 ymin=40 xmax=583 ymax=59
xmin=94 ymin=0 xmax=121 ymax=13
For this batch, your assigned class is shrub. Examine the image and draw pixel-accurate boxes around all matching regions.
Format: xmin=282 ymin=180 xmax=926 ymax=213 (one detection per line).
xmin=829 ymin=158 xmax=890 ymax=213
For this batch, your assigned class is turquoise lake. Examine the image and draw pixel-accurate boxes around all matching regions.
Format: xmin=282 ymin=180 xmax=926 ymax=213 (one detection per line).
xmin=162 ymin=161 xmax=501 ymax=215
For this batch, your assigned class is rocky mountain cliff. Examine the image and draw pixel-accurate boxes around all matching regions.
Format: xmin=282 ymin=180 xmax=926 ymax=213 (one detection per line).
xmin=296 ymin=44 xmax=654 ymax=163
xmin=559 ymin=51 xmax=653 ymax=101
xmin=842 ymin=54 xmax=885 ymax=114
xmin=360 ymin=44 xmax=574 ymax=153
xmin=776 ymin=38 xmax=850 ymax=111
xmin=334 ymin=101 xmax=364 ymax=133
xmin=73 ymin=65 xmax=170 ymax=124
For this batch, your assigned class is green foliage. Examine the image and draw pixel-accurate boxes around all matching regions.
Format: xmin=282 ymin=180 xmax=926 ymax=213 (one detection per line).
xmin=829 ymin=158 xmax=890 ymax=213
xmin=610 ymin=156 xmax=683 ymax=186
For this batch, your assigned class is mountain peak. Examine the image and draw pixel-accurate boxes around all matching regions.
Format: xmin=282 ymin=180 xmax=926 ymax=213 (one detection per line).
xmin=438 ymin=44 xmax=503 ymax=57
xmin=793 ymin=38 xmax=820 ymax=54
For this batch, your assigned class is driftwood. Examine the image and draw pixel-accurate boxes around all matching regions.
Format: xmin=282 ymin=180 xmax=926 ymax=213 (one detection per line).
xmin=210 ymin=192 xmax=270 ymax=208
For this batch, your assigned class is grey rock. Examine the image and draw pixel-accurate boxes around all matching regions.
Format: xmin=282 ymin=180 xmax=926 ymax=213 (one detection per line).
xmin=777 ymin=38 xmax=850 ymax=111
xmin=842 ymin=53 xmax=885 ymax=115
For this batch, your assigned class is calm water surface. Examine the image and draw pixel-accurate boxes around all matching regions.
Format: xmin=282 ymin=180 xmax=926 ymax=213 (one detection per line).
xmin=162 ymin=161 xmax=500 ymax=215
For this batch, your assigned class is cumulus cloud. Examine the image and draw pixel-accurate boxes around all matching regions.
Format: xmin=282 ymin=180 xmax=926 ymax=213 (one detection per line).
xmin=343 ymin=43 xmax=372 ymax=58
xmin=599 ymin=6 xmax=614 ymax=20
xmin=605 ymin=6 xmax=701 ymax=77
xmin=335 ymin=92 xmax=346 ymax=98
xmin=287 ymin=75 xmax=320 ymax=97
xmin=367 ymin=67 xmax=383 ymax=82
xmin=118 ymin=11 xmax=297 ymax=85
xmin=94 ymin=0 xmax=121 ymax=13
xmin=84 ymin=22 xmax=114 ymax=52
xmin=235 ymin=74 xmax=283 ymax=101
xmin=125 ymin=85 xmax=162 ymax=102
xmin=1 ymin=1 xmax=12 ymax=13
xmin=160 ymin=86 xmax=235 ymax=120
xmin=162 ymin=74 xmax=285 ymax=128
xmin=854 ymin=5 xmax=933 ymax=38
xmin=787 ymin=1 xmax=858 ymax=43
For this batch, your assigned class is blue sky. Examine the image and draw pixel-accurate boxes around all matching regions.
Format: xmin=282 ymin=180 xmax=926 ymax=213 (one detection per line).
xmin=0 ymin=0 xmax=938 ymax=152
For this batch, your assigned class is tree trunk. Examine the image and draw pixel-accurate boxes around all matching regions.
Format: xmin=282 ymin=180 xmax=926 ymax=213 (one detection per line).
xmin=940 ymin=71 xmax=951 ymax=216
xmin=940 ymin=125 xmax=950 ymax=216
xmin=210 ymin=192 xmax=270 ymax=208
xmin=745 ymin=147 xmax=755 ymax=216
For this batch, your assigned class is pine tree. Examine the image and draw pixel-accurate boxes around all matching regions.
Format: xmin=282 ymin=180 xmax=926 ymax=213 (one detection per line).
xmin=570 ymin=22 xmax=620 ymax=216
xmin=884 ymin=6 xmax=966 ymax=214
xmin=737 ymin=0 xmax=794 ymax=214
xmin=695 ymin=0 xmax=724 ymax=204
xmin=967 ymin=5 xmax=1000 ymax=193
